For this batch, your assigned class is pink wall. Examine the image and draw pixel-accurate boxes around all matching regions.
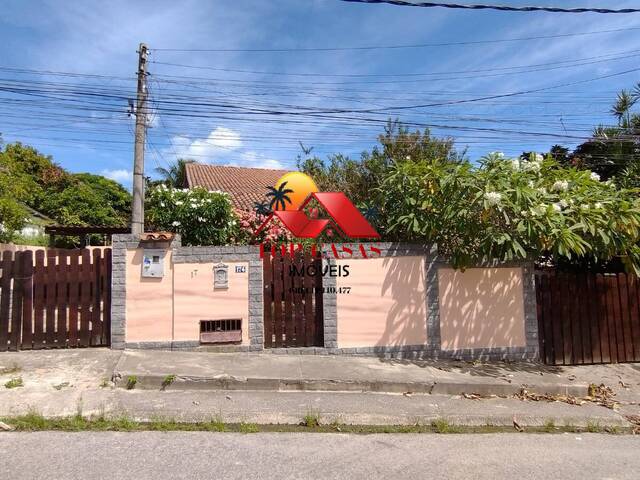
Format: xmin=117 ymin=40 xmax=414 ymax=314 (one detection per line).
xmin=336 ymin=256 xmax=428 ymax=348
xmin=125 ymin=249 xmax=173 ymax=342
xmin=438 ymin=267 xmax=526 ymax=350
xmin=124 ymin=248 xmax=250 ymax=345
xmin=173 ymin=262 xmax=249 ymax=344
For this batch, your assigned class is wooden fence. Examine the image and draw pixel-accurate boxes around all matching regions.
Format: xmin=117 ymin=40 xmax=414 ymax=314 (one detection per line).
xmin=263 ymin=251 xmax=324 ymax=348
xmin=0 ymin=248 xmax=112 ymax=351
xmin=536 ymin=271 xmax=640 ymax=365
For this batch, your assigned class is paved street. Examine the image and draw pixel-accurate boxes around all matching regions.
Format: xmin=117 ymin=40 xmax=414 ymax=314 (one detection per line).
xmin=1 ymin=432 xmax=639 ymax=480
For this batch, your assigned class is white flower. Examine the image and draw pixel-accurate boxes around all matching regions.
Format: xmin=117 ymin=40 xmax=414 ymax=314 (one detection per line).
xmin=535 ymin=153 xmax=544 ymax=162
xmin=552 ymin=180 xmax=569 ymax=192
xmin=552 ymin=203 xmax=562 ymax=212
xmin=197 ymin=217 xmax=206 ymax=222
xmin=537 ymin=187 xmax=547 ymax=195
xmin=528 ymin=181 xmax=535 ymax=188
xmin=531 ymin=204 xmax=547 ymax=216
xmin=590 ymin=172 xmax=601 ymax=181
xmin=522 ymin=161 xmax=541 ymax=173
xmin=580 ymin=204 xmax=590 ymax=211
xmin=594 ymin=202 xmax=603 ymax=209
xmin=175 ymin=201 xmax=183 ymax=206
xmin=559 ymin=199 xmax=569 ymax=208
xmin=405 ymin=155 xmax=411 ymax=160
xmin=171 ymin=221 xmax=181 ymax=227
xmin=160 ymin=202 xmax=165 ymax=207
xmin=484 ymin=191 xmax=502 ymax=207
xmin=511 ymin=159 xmax=521 ymax=171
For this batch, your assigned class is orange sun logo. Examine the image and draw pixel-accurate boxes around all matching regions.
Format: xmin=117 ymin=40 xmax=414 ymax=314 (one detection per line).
xmin=271 ymin=172 xmax=318 ymax=211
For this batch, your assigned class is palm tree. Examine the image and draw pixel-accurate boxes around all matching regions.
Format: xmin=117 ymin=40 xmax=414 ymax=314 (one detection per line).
xmin=253 ymin=200 xmax=272 ymax=217
xmin=265 ymin=182 xmax=293 ymax=211
xmin=611 ymin=90 xmax=636 ymax=128
xmin=154 ymin=158 xmax=195 ymax=187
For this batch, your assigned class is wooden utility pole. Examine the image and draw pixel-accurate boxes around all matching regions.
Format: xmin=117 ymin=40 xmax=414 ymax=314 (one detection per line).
xmin=131 ymin=43 xmax=148 ymax=235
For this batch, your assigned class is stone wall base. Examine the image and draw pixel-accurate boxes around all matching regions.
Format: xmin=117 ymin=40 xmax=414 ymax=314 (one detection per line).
xmin=123 ymin=342 xmax=538 ymax=361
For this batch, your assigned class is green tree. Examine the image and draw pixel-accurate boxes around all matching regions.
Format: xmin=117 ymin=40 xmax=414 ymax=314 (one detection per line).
xmin=298 ymin=121 xmax=465 ymax=235
xmin=570 ymin=84 xmax=640 ymax=180
xmin=0 ymin=142 xmax=131 ymax=243
xmin=0 ymin=146 xmax=30 ymax=242
xmin=380 ymin=152 xmax=640 ymax=273
xmin=154 ymin=158 xmax=195 ymax=187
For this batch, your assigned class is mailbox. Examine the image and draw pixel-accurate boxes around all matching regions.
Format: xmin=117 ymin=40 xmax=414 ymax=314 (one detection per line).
xmin=141 ymin=249 xmax=165 ymax=278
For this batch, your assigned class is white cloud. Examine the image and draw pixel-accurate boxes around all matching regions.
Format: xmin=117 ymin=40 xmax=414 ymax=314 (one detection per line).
xmin=101 ymin=168 xmax=132 ymax=184
xmin=171 ymin=127 xmax=243 ymax=161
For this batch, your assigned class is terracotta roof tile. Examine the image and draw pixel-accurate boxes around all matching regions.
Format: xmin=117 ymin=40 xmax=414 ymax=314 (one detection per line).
xmin=185 ymin=163 xmax=289 ymax=211
xmin=140 ymin=232 xmax=175 ymax=242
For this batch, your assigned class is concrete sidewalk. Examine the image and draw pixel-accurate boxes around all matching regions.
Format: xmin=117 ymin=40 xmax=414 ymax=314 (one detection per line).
xmin=114 ymin=350 xmax=622 ymax=396
xmin=1 ymin=349 xmax=639 ymax=429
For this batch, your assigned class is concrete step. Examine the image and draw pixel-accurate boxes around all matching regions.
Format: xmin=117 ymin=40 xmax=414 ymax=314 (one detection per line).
xmin=113 ymin=351 xmax=588 ymax=396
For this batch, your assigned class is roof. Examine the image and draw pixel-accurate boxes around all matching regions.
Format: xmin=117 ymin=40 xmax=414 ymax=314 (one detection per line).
xmin=184 ymin=163 xmax=288 ymax=211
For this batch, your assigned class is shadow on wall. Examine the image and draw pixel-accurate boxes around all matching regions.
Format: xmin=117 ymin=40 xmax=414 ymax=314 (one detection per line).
xmin=376 ymin=255 xmax=427 ymax=348
xmin=438 ymin=268 xmax=526 ymax=351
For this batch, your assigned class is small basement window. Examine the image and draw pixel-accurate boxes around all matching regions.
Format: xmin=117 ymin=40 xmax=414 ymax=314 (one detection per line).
xmin=199 ymin=319 xmax=242 ymax=344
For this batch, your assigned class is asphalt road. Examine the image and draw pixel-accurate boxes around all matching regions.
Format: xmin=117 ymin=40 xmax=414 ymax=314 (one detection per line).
xmin=1 ymin=432 xmax=639 ymax=480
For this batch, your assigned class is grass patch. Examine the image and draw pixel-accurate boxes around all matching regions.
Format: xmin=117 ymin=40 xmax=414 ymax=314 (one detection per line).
xmin=543 ymin=419 xmax=556 ymax=433
xmin=161 ymin=375 xmax=176 ymax=390
xmin=0 ymin=363 xmax=21 ymax=375
xmin=4 ymin=377 xmax=23 ymax=389
xmin=431 ymin=418 xmax=461 ymax=434
xmin=239 ymin=422 xmax=260 ymax=433
xmin=302 ymin=411 xmax=321 ymax=428
xmin=126 ymin=376 xmax=137 ymax=390
xmin=0 ymin=414 xmax=633 ymax=435
xmin=586 ymin=421 xmax=602 ymax=433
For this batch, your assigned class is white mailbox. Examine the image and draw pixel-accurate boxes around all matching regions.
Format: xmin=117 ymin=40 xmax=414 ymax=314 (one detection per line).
xmin=141 ymin=249 xmax=165 ymax=278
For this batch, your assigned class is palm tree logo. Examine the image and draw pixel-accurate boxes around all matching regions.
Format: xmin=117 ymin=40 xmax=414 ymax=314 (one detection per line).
xmin=266 ymin=181 xmax=294 ymax=211
xmin=253 ymin=200 xmax=272 ymax=217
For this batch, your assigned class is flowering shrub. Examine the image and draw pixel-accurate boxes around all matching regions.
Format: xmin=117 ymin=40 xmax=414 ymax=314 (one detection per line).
xmin=381 ymin=152 xmax=640 ymax=273
xmin=146 ymin=186 xmax=238 ymax=246
xmin=233 ymin=209 xmax=293 ymax=244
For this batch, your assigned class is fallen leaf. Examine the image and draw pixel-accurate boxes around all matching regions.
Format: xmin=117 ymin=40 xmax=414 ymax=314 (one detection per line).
xmin=513 ymin=415 xmax=524 ymax=432
xmin=0 ymin=421 xmax=14 ymax=431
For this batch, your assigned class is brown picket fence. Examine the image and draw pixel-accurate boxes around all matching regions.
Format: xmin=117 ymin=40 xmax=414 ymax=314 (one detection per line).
xmin=536 ymin=271 xmax=640 ymax=365
xmin=0 ymin=248 xmax=111 ymax=351
xmin=263 ymin=250 xmax=324 ymax=348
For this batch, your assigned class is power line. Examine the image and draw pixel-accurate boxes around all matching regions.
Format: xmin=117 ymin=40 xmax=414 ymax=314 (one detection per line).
xmin=339 ymin=0 xmax=640 ymax=14
xmin=150 ymin=25 xmax=640 ymax=52
xmin=150 ymin=49 xmax=640 ymax=78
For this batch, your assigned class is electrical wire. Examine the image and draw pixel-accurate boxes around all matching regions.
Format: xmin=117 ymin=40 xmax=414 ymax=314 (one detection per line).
xmin=339 ymin=0 xmax=640 ymax=14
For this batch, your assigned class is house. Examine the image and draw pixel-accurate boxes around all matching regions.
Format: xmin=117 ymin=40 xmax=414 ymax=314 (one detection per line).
xmin=19 ymin=205 xmax=53 ymax=239
xmin=184 ymin=164 xmax=288 ymax=211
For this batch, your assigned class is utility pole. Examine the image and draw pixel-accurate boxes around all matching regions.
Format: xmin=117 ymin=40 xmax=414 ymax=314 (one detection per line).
xmin=131 ymin=43 xmax=148 ymax=235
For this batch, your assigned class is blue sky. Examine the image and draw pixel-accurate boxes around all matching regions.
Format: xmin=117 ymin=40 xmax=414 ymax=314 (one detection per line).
xmin=1 ymin=0 xmax=640 ymax=189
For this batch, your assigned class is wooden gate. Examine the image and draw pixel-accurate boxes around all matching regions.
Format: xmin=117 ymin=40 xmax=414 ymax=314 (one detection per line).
xmin=536 ymin=271 xmax=640 ymax=365
xmin=263 ymin=250 xmax=324 ymax=348
xmin=0 ymin=248 xmax=112 ymax=351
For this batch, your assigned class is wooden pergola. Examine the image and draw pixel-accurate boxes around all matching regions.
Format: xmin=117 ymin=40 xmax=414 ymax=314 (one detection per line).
xmin=44 ymin=226 xmax=130 ymax=247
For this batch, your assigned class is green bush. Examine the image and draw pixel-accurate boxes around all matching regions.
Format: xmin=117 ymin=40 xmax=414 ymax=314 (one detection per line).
xmin=145 ymin=186 xmax=238 ymax=246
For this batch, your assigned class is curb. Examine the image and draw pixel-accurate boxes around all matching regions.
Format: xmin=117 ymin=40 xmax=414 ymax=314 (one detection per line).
xmin=113 ymin=373 xmax=589 ymax=397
